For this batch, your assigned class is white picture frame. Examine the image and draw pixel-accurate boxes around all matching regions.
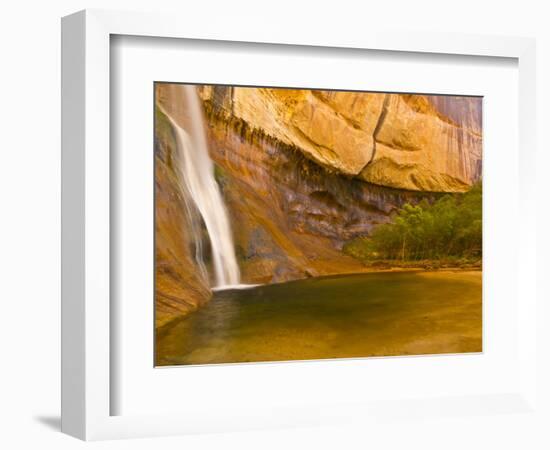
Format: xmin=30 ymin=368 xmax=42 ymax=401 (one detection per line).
xmin=61 ymin=9 xmax=539 ymax=441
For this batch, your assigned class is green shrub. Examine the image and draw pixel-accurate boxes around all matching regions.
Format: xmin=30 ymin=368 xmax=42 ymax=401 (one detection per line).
xmin=344 ymin=182 xmax=482 ymax=262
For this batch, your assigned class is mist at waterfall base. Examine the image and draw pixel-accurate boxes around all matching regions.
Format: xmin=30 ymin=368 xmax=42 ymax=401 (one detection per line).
xmin=165 ymin=85 xmax=256 ymax=291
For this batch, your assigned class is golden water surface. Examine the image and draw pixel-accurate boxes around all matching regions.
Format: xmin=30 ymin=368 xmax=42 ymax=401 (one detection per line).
xmin=156 ymin=270 xmax=482 ymax=366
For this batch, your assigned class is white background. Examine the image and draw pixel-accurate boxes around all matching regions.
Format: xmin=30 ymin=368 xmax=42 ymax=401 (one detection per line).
xmin=1 ymin=1 xmax=548 ymax=449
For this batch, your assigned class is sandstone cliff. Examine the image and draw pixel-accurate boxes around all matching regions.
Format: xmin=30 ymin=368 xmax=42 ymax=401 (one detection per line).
xmin=199 ymin=86 xmax=482 ymax=192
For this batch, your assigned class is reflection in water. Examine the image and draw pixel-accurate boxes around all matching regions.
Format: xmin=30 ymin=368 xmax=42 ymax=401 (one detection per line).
xmin=156 ymin=271 xmax=482 ymax=366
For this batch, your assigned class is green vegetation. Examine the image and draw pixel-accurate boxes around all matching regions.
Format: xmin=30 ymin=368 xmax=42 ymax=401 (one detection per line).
xmin=344 ymin=183 xmax=482 ymax=265
xmin=213 ymin=163 xmax=227 ymax=184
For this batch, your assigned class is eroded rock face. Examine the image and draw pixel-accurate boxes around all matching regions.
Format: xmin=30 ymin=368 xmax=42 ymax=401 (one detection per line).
xmin=200 ymin=86 xmax=482 ymax=192
xmin=200 ymin=86 xmax=382 ymax=176
xmin=362 ymin=94 xmax=482 ymax=191
xmin=202 ymin=95 xmax=435 ymax=285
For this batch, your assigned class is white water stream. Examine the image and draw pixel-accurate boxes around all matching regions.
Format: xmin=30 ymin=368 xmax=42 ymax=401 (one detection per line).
xmin=164 ymin=85 xmax=241 ymax=288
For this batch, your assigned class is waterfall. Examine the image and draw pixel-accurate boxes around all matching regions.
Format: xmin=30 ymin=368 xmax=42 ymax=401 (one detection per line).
xmin=164 ymin=85 xmax=241 ymax=288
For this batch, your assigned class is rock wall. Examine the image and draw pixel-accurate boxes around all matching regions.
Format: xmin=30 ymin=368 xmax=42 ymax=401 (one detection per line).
xmin=200 ymin=86 xmax=482 ymax=192
xmin=202 ymin=101 xmax=434 ymax=284
xmin=362 ymin=94 xmax=482 ymax=191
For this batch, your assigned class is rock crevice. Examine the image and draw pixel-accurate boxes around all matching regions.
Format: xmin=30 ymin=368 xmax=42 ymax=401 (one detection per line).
xmin=367 ymin=93 xmax=391 ymax=169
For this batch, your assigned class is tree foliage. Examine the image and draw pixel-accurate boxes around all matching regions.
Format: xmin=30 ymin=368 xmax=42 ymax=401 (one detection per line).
xmin=344 ymin=183 xmax=482 ymax=262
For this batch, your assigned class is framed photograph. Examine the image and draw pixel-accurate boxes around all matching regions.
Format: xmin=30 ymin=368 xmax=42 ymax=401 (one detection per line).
xmin=153 ymin=82 xmax=483 ymax=367
xmin=62 ymin=9 xmax=539 ymax=441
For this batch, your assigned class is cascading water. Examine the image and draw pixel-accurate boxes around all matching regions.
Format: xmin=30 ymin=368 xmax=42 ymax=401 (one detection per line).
xmin=164 ymin=85 xmax=241 ymax=288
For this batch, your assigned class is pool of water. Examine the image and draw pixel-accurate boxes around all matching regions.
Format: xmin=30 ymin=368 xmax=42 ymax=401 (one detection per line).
xmin=155 ymin=270 xmax=482 ymax=366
